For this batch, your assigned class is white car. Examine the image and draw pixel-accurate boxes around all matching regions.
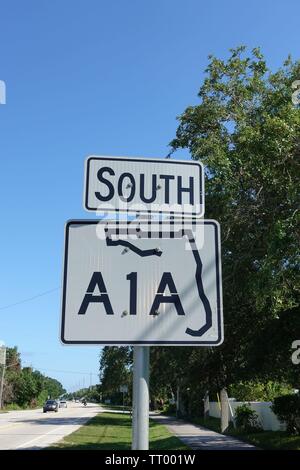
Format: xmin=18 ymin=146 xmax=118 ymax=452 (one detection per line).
xmin=59 ymin=400 xmax=67 ymax=408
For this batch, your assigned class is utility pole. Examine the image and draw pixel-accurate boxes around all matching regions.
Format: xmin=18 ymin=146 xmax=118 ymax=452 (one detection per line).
xmin=0 ymin=365 xmax=5 ymax=409
xmin=0 ymin=346 xmax=7 ymax=409
xmin=176 ymin=382 xmax=180 ymax=417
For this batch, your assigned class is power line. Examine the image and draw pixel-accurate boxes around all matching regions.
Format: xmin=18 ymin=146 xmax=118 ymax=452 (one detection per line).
xmin=0 ymin=287 xmax=60 ymax=310
xmin=31 ymin=366 xmax=99 ymax=376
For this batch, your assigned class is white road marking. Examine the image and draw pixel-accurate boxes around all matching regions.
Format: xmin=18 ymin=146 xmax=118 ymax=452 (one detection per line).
xmin=0 ymin=422 xmax=22 ymax=430
xmin=15 ymin=416 xmax=92 ymax=449
xmin=0 ymin=404 xmax=101 ymax=450
xmin=15 ymin=424 xmax=67 ymax=449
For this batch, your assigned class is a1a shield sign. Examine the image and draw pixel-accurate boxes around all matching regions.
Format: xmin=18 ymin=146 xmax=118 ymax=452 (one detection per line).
xmin=61 ymin=220 xmax=223 ymax=346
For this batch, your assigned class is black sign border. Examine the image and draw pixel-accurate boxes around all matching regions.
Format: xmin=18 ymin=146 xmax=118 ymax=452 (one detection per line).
xmin=61 ymin=219 xmax=222 ymax=346
xmin=84 ymin=156 xmax=204 ymax=217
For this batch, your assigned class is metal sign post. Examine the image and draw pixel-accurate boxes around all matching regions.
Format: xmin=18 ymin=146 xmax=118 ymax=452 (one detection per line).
xmin=0 ymin=366 xmax=4 ymax=409
xmin=132 ymin=346 xmax=150 ymax=450
xmin=119 ymin=384 xmax=128 ymax=413
xmin=61 ymin=154 xmax=223 ymax=451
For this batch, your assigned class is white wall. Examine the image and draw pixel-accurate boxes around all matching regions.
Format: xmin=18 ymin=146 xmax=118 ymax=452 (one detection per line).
xmin=209 ymin=401 xmax=285 ymax=431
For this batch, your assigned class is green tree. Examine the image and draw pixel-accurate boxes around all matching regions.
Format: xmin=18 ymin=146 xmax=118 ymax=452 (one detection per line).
xmin=168 ymin=46 xmax=300 ymax=388
xmin=2 ymin=346 xmax=65 ymax=407
xmin=43 ymin=376 xmax=65 ymax=398
xmin=99 ymin=347 xmax=131 ymax=401
xmin=228 ymin=380 xmax=293 ymax=401
xmin=5 ymin=346 xmax=21 ymax=371
xmin=2 ymin=346 xmax=22 ymax=404
xmin=13 ymin=368 xmax=39 ymax=406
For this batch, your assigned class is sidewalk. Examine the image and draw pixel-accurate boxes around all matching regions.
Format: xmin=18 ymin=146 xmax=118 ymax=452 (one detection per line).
xmin=150 ymin=415 xmax=257 ymax=450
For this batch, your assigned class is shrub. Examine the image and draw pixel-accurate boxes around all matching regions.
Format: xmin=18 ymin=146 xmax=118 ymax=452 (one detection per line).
xmin=234 ymin=403 xmax=262 ymax=432
xmin=228 ymin=380 xmax=293 ymax=402
xmin=271 ymin=394 xmax=300 ymax=435
xmin=161 ymin=403 xmax=177 ymax=415
xmin=4 ymin=403 xmax=25 ymax=411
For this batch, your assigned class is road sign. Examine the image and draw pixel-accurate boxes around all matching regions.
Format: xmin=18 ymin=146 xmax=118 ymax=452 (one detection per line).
xmin=120 ymin=385 xmax=128 ymax=393
xmin=84 ymin=156 xmax=204 ymax=217
xmin=61 ymin=219 xmax=223 ymax=345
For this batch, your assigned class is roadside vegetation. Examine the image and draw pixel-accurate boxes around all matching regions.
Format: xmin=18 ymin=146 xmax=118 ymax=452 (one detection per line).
xmin=2 ymin=43 xmax=299 ymax=451
xmin=98 ymin=403 xmax=131 ymax=411
xmin=193 ymin=416 xmax=300 ymax=450
xmin=64 ymin=385 xmax=101 ymax=403
xmin=1 ymin=346 xmax=65 ymax=410
xmin=93 ymin=47 xmax=300 ymax=449
xmin=51 ymin=412 xmax=188 ymax=450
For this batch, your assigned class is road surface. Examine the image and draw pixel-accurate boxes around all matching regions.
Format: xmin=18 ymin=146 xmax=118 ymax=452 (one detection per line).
xmin=0 ymin=402 xmax=100 ymax=450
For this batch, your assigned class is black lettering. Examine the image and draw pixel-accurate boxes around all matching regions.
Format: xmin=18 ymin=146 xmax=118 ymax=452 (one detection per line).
xmin=95 ymin=167 xmax=115 ymax=202
xmin=177 ymin=176 xmax=194 ymax=205
xmin=118 ymin=173 xmax=135 ymax=202
xmin=159 ymin=174 xmax=175 ymax=204
xmin=78 ymin=272 xmax=114 ymax=315
xmin=140 ymin=174 xmax=157 ymax=203
xmin=127 ymin=272 xmax=137 ymax=315
xmin=149 ymin=272 xmax=185 ymax=316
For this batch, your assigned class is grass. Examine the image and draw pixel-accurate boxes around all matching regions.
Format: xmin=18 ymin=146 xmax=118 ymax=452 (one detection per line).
xmin=193 ymin=415 xmax=300 ymax=450
xmin=3 ymin=403 xmax=27 ymax=411
xmin=51 ymin=412 xmax=188 ymax=450
xmin=2 ymin=401 xmax=49 ymax=411
xmin=99 ymin=403 xmax=131 ymax=411
xmin=193 ymin=416 xmax=223 ymax=433
xmin=230 ymin=430 xmax=300 ymax=450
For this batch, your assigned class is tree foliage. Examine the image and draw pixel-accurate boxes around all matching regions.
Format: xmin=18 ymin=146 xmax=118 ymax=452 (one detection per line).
xmin=170 ymin=46 xmax=299 ymax=315
xmin=228 ymin=380 xmax=293 ymax=402
xmin=271 ymin=394 xmax=300 ymax=434
xmin=99 ymin=347 xmax=132 ymax=400
xmin=166 ymin=46 xmax=300 ymax=388
xmin=149 ymin=47 xmax=300 ymax=413
xmin=2 ymin=346 xmax=65 ymax=408
xmin=96 ymin=48 xmax=300 ymax=415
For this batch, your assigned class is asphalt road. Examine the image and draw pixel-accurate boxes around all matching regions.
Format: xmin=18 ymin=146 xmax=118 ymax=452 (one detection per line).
xmin=0 ymin=402 xmax=101 ymax=450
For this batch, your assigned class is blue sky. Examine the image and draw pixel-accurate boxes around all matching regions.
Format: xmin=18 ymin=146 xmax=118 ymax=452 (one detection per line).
xmin=0 ymin=0 xmax=299 ymax=391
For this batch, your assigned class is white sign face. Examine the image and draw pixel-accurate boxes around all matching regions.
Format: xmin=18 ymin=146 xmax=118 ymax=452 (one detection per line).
xmin=61 ymin=220 xmax=223 ymax=345
xmin=84 ymin=156 xmax=204 ymax=217
xmin=120 ymin=385 xmax=128 ymax=393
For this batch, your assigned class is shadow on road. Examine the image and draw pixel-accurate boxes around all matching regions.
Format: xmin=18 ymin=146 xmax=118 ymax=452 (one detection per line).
xmin=13 ymin=416 xmax=92 ymax=426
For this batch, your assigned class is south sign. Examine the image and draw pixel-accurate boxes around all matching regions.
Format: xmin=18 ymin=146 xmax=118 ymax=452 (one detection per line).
xmin=84 ymin=156 xmax=204 ymax=217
